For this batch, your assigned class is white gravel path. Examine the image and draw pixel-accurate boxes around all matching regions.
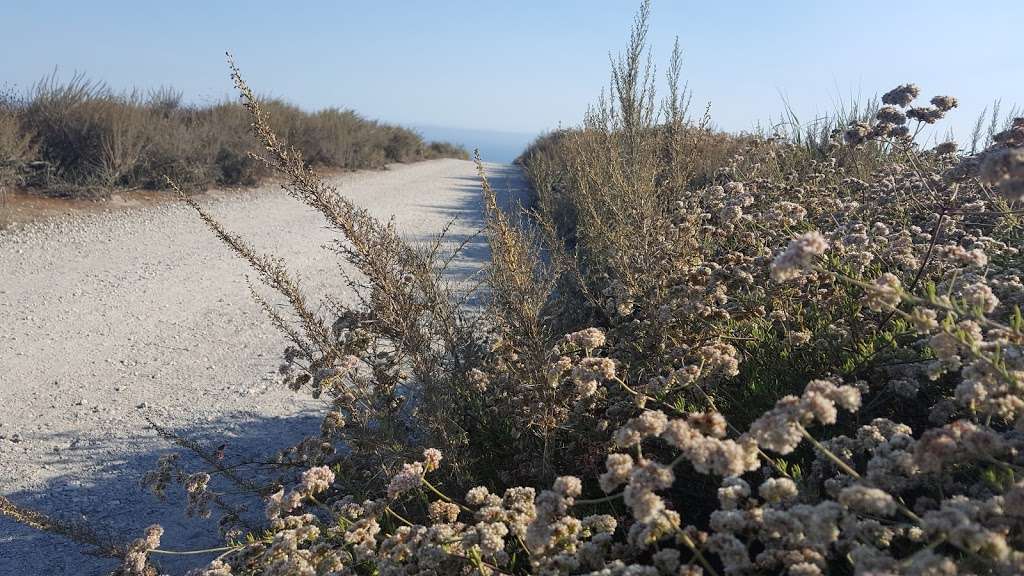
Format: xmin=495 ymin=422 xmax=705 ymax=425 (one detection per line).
xmin=0 ymin=159 xmax=527 ymax=575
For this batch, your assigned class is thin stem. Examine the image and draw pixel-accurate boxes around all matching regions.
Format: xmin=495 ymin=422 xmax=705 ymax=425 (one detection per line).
xmin=573 ymin=492 xmax=625 ymax=507
xmin=150 ymin=546 xmax=240 ymax=556
xmin=798 ymin=425 xmax=861 ymax=480
xmin=421 ymin=478 xmax=472 ymax=513
xmin=680 ymin=530 xmax=721 ymax=576
xmin=385 ymin=506 xmax=414 ymax=527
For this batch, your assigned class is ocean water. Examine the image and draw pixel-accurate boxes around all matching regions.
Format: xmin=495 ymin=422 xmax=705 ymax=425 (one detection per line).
xmin=413 ymin=124 xmax=539 ymax=165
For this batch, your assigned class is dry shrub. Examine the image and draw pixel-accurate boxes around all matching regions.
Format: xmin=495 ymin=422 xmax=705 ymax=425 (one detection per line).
xmin=1 ymin=73 xmax=467 ymax=198
xmin=0 ymin=98 xmax=35 ymax=171
xmin=0 ymin=90 xmax=36 ymax=213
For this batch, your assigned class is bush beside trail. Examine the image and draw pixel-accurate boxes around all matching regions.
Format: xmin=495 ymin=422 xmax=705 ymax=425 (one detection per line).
xmin=0 ymin=74 xmax=468 ymax=199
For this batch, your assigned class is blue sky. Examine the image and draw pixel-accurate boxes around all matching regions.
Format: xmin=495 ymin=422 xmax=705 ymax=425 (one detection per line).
xmin=2 ymin=1 xmax=1020 ymax=146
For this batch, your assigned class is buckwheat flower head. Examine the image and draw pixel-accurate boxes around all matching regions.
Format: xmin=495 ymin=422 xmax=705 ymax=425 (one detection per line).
xmin=628 ymin=507 xmax=681 ymax=548
xmin=724 ymin=181 xmax=745 ymax=195
xmin=266 ymin=487 xmax=304 ymax=520
xmin=565 ymin=327 xmax=606 ymax=350
xmin=865 ymin=273 xmax=902 ymax=312
xmin=387 ymin=461 xmax=424 ymax=499
xmin=711 ymin=510 xmax=750 ymax=539
xmin=618 ymin=459 xmax=675 ymax=532
xmin=677 ymin=564 xmax=703 ymax=576
xmin=774 ymin=201 xmax=808 ymax=226
xmin=699 ymin=343 xmax=740 ymax=377
xmin=552 ymin=475 xmax=582 ymax=498
xmin=749 ymin=398 xmax=806 ymax=454
xmin=962 ymin=282 xmax=999 ymax=314
xmin=759 ymin=477 xmax=799 ymax=503
xmin=707 ymin=533 xmax=752 ymax=573
xmin=913 ymin=420 xmax=1002 ymax=472
xmin=466 ymin=486 xmax=490 ymax=506
xmin=662 ymin=418 xmax=760 ymax=476
xmin=188 ymin=560 xmax=233 ymax=575
xmin=940 ymin=245 xmax=990 ymax=268
xmin=839 ymin=485 xmax=897 ymax=516
xmin=930 ymin=95 xmax=959 ymax=112
xmin=843 ymin=122 xmax=871 ymax=146
xmin=929 ymin=332 xmax=962 ymax=367
xmin=581 ymin=514 xmax=617 ymax=535
xmin=635 ymin=410 xmax=668 ymax=436
xmin=979 ymin=147 xmax=1024 ymax=202
xmin=501 ymin=487 xmax=536 ymax=538
xmin=787 ymin=329 xmax=813 ymax=346
xmin=876 ymin=105 xmax=907 ymax=125
xmin=789 ymin=563 xmax=823 ymax=576
xmin=625 ymin=485 xmax=668 ymax=525
xmin=613 ymin=410 xmax=668 ymax=447
xmin=881 ymin=84 xmax=920 ymax=107
xmin=628 ymin=459 xmax=675 ymax=494
xmin=122 ymin=524 xmax=164 ymax=576
xmin=908 ymin=106 xmax=945 ymax=124
xmin=422 ymin=448 xmax=443 ymax=472
xmin=652 ymin=548 xmax=681 ymax=574
xmin=467 ymin=367 xmax=490 ymax=391
xmin=427 ymin=500 xmax=460 ymax=524
xmin=993 ymin=119 xmax=1024 ymax=146
xmin=688 ymin=411 xmax=728 ymax=438
xmin=320 ymin=411 xmax=346 ymax=437
xmin=572 ymin=357 xmax=617 ymax=398
xmin=888 ymin=378 xmax=920 ymax=398
xmin=771 ymin=231 xmax=829 ymax=282
xmin=526 ymin=481 xmax=581 ymax=555
xmin=807 ymin=378 xmax=862 ymax=414
xmin=933 ymin=141 xmax=958 ymax=155
xmin=909 ymin=307 xmax=939 ymax=334
xmin=185 ymin=472 xmax=213 ymax=518
xmin=720 ymin=204 xmax=743 ymax=222
xmin=300 ymin=465 xmax=335 ymax=495
xmin=718 ymin=477 xmax=751 ymax=510
xmin=750 ymin=380 xmax=861 ymax=454
xmin=920 ymin=496 xmax=1010 ymax=560
xmin=904 ymin=549 xmax=957 ymax=576
xmin=599 ymin=452 xmax=635 ymax=493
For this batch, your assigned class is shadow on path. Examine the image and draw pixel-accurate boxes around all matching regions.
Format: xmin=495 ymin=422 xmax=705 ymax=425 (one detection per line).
xmin=407 ymin=162 xmax=533 ymax=291
xmin=0 ymin=162 xmax=533 ymax=575
xmin=1 ymin=411 xmax=323 ymax=575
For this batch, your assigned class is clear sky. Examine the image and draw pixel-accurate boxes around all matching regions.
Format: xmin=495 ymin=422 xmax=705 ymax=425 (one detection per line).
xmin=2 ymin=1 xmax=1020 ymax=144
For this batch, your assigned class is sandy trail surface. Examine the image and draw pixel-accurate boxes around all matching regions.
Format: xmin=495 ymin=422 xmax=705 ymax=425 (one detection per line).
xmin=0 ymin=159 xmax=527 ymax=575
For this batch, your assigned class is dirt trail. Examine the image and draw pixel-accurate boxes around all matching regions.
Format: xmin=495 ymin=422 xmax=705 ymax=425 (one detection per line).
xmin=0 ymin=159 xmax=527 ymax=575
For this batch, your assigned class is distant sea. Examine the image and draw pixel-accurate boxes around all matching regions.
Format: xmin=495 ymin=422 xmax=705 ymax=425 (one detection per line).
xmin=412 ymin=125 xmax=539 ymax=165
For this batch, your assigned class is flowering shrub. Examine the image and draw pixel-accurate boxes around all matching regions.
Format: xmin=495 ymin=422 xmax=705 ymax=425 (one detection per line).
xmin=5 ymin=2 xmax=1023 ymax=574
